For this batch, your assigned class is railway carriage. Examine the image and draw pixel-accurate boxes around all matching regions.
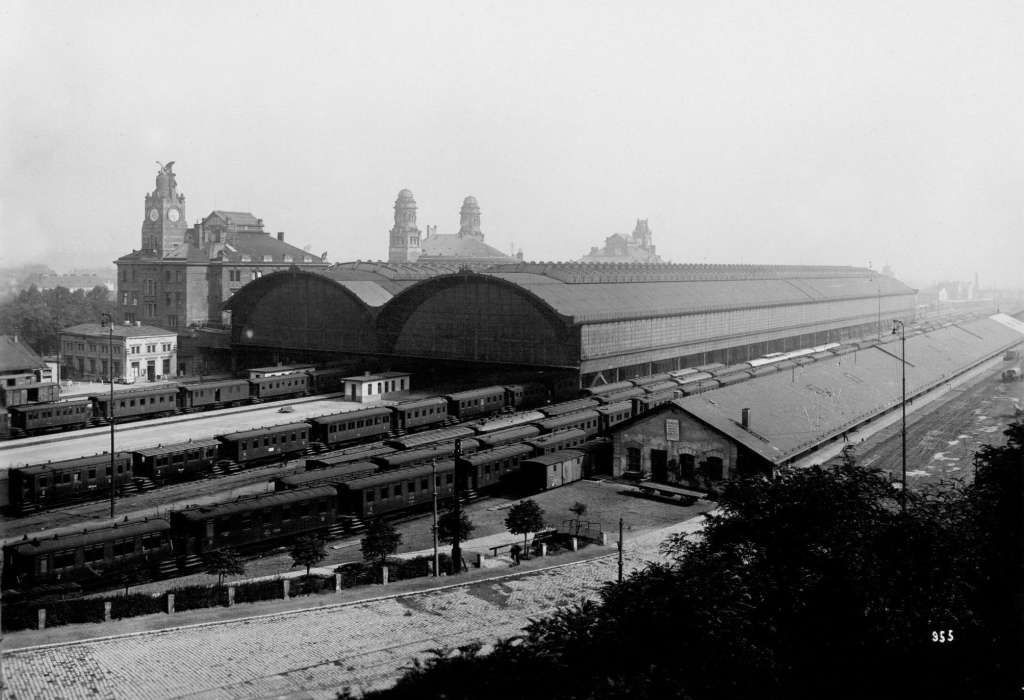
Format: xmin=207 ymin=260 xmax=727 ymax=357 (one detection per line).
xmin=217 ymin=422 xmax=310 ymax=465
xmin=473 ymin=410 xmax=545 ymax=434
xmin=338 ymin=461 xmax=456 ymax=518
xmin=629 ymin=373 xmax=674 ymax=388
xmin=307 ymin=367 xmax=351 ymax=394
xmin=539 ymin=397 xmax=600 ymax=417
xmin=308 ymin=407 xmax=392 ymax=448
xmin=445 ymin=386 xmax=507 ymax=420
xmin=131 ymin=439 xmax=221 ymax=484
xmin=595 ymin=401 xmax=634 ymax=432
xmin=171 ymin=486 xmax=337 ymax=556
xmin=503 ymin=383 xmax=548 ymax=410
xmin=474 ymin=424 xmax=541 ymax=449
xmin=2 ymin=517 xmax=173 ymax=588
xmin=521 ymin=450 xmax=585 ymax=491
xmin=372 ymin=439 xmax=480 ymax=470
xmin=525 ymin=428 xmax=588 ymax=456
xmin=385 ymin=426 xmax=476 ymax=451
xmin=582 ymin=381 xmax=635 ymax=398
xmin=275 ymin=461 xmax=378 ymax=491
xmin=305 ymin=444 xmax=397 ymax=470
xmin=533 ymin=410 xmax=600 ymax=438
xmin=8 ymin=453 xmax=133 ymax=514
xmin=7 ymin=399 xmax=93 ymax=437
xmin=641 ymin=380 xmax=679 ymax=394
xmin=249 ymin=373 xmax=310 ymax=401
xmin=389 ymin=397 xmax=449 ymax=433
xmin=178 ymin=379 xmax=250 ymax=411
xmin=457 ymin=443 xmax=534 ymax=491
xmin=92 ymin=385 xmax=181 ymax=422
xmin=632 ymin=389 xmax=680 ymax=414
xmin=594 ymin=387 xmax=646 ymax=404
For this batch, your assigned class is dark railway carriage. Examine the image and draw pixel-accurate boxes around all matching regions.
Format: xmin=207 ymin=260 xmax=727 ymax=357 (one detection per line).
xmin=632 ymin=389 xmax=680 ymax=414
xmin=308 ymin=367 xmax=350 ymax=394
xmin=629 ymin=373 xmax=674 ymax=387
xmin=715 ymin=372 xmax=748 ymax=387
xmin=596 ymin=400 xmax=633 ymax=432
xmin=338 ymin=462 xmax=456 ymax=518
xmin=385 ymin=426 xmax=476 ymax=451
xmin=457 ymin=443 xmax=533 ymax=492
xmin=171 ymin=486 xmax=337 ymax=556
xmin=503 ymin=383 xmax=548 ymax=410
xmin=7 ymin=399 xmax=92 ymax=436
xmin=532 ymin=410 xmax=600 ymax=438
xmin=308 ymin=407 xmax=392 ymax=448
xmin=8 ymin=453 xmax=133 ymax=514
xmin=582 ymin=380 xmax=635 ymax=397
xmin=641 ymin=380 xmax=679 ymax=394
xmin=473 ymin=411 xmax=545 ymax=434
xmin=217 ymin=422 xmax=310 ymax=465
xmin=305 ymin=444 xmax=397 ymax=470
xmin=131 ymin=439 xmax=221 ymax=484
xmin=93 ymin=385 xmax=181 ymax=421
xmin=746 ymin=365 xmax=778 ymax=378
xmin=178 ymin=379 xmax=250 ymax=410
xmin=474 ymin=424 xmax=541 ymax=449
xmin=525 ymin=428 xmax=588 ymax=456
xmin=445 ymin=386 xmax=506 ymax=420
xmin=539 ymin=398 xmax=600 ymax=417
xmin=672 ymin=371 xmax=715 ymax=392
xmin=372 ymin=439 xmax=480 ymax=470
xmin=594 ymin=387 xmax=645 ymax=404
xmin=2 ymin=518 xmax=173 ymax=588
xmin=389 ymin=397 xmax=449 ymax=433
xmin=275 ymin=461 xmax=377 ymax=491
xmin=250 ymin=373 xmax=310 ymax=401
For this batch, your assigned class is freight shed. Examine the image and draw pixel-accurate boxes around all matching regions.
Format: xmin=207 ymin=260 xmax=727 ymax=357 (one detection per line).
xmin=225 ymin=262 xmax=917 ymax=390
xmin=609 ymin=315 xmax=1024 ymax=486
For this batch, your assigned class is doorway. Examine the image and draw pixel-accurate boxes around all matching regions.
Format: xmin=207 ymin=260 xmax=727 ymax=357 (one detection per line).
xmin=650 ymin=449 xmax=668 ymax=482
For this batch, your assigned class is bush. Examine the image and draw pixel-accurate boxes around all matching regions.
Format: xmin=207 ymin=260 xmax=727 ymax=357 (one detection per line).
xmin=335 ymin=562 xmax=376 ymax=588
xmin=290 ymin=574 xmax=336 ymax=597
xmin=234 ymin=578 xmax=284 ymax=605
xmin=111 ymin=593 xmax=164 ymax=619
xmin=2 ymin=604 xmax=42 ymax=632
xmin=42 ymin=598 xmax=106 ymax=627
xmin=167 ymin=584 xmax=228 ymax=611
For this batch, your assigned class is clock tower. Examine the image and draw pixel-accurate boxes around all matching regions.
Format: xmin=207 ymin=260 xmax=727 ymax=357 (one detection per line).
xmin=141 ymin=161 xmax=187 ymax=255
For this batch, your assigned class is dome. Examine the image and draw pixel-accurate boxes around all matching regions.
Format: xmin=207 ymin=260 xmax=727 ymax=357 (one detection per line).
xmin=396 ymin=189 xmax=416 ymax=202
xmin=462 ymin=196 xmax=478 ymax=206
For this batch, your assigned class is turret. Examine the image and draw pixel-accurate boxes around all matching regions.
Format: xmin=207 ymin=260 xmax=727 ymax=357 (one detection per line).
xmin=388 ymin=189 xmax=421 ymax=263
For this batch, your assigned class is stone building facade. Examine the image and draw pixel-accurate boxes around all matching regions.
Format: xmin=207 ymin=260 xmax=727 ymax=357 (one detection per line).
xmin=580 ymin=219 xmax=662 ymax=263
xmin=60 ymin=323 xmax=178 ymax=383
xmin=115 ymin=163 xmax=329 ymax=331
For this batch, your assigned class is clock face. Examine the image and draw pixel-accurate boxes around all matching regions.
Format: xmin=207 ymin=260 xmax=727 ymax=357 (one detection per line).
xmin=167 ymin=208 xmax=180 ymax=223
xmin=149 ymin=208 xmax=159 ymax=222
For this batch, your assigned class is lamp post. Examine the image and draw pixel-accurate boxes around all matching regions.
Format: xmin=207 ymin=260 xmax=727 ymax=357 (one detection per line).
xmin=451 ymin=439 xmax=463 ymax=574
xmin=892 ymin=319 xmax=907 ymax=513
xmin=431 ymin=458 xmax=439 ymax=577
xmin=100 ymin=313 xmax=116 ymax=519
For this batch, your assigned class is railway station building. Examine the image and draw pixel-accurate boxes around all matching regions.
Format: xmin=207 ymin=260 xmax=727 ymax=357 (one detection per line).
xmin=224 ymin=261 xmax=918 ymax=394
xmin=60 ymin=323 xmax=178 ymax=383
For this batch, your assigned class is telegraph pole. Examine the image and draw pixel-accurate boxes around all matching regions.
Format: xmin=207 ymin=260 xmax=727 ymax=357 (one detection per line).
xmin=431 ymin=458 xmax=439 ymax=577
xmin=101 ymin=313 xmax=116 ymax=519
xmin=617 ymin=517 xmax=624 ymax=583
xmin=892 ymin=319 xmax=907 ymax=514
xmin=450 ymin=439 xmax=463 ymax=573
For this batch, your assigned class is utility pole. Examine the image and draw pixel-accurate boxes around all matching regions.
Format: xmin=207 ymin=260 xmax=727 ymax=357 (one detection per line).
xmin=892 ymin=319 xmax=907 ymax=514
xmin=101 ymin=313 xmax=116 ymax=519
xmin=617 ymin=517 xmax=624 ymax=583
xmin=450 ymin=439 xmax=463 ymax=573
xmin=431 ymin=458 xmax=439 ymax=577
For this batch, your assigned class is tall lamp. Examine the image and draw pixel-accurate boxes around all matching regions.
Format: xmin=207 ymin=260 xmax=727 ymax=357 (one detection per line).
xmin=892 ymin=319 xmax=907 ymax=513
xmin=100 ymin=313 xmax=116 ymax=518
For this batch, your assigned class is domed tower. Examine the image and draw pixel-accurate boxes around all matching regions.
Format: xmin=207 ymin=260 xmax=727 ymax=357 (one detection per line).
xmin=457 ymin=196 xmax=483 ymax=239
xmin=141 ymin=161 xmax=187 ymax=255
xmin=388 ymin=189 xmax=422 ymax=263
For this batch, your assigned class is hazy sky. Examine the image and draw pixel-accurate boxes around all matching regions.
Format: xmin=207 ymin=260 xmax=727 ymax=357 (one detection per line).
xmin=2 ymin=1 xmax=1022 ymax=288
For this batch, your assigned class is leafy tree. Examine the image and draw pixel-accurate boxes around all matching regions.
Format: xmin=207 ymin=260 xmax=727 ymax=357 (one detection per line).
xmin=505 ymin=499 xmax=546 ymax=553
xmin=290 ymin=535 xmax=327 ymax=577
xmin=438 ymin=507 xmax=474 ymax=567
xmin=202 ymin=548 xmax=245 ymax=588
xmin=568 ymin=501 xmax=587 ymax=536
xmin=361 ymin=421 xmax=1024 ymax=700
xmin=0 ymin=283 xmax=115 ymax=356
xmin=361 ymin=519 xmax=403 ymax=567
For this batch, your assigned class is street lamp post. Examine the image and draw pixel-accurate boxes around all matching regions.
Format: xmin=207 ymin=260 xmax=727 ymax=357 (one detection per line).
xmin=101 ymin=313 xmax=116 ymax=519
xmin=431 ymin=458 xmax=439 ymax=577
xmin=892 ymin=319 xmax=907 ymax=513
xmin=451 ymin=439 xmax=463 ymax=574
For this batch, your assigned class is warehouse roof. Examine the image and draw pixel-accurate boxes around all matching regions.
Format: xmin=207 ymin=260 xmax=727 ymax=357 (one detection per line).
xmin=0 ymin=335 xmax=47 ymax=373
xmin=667 ymin=315 xmax=1024 ymax=465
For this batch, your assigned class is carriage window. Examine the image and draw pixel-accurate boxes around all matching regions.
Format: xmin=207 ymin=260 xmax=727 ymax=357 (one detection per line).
xmin=365 ymin=490 xmax=375 ymax=503
xmin=393 ymin=484 xmax=402 ymax=496
xmin=84 ymin=545 xmax=105 ymax=562
xmin=420 ymin=478 xmax=428 ymax=490
xmin=379 ymin=487 xmax=388 ymax=499
xmin=88 ymin=469 xmax=96 ymax=479
xmin=54 ymin=551 xmax=76 ymax=569
xmin=142 ymin=534 xmax=164 ymax=551
xmin=62 ymin=473 xmax=71 ymax=483
xmin=38 ymin=476 xmax=48 ymax=487
xmin=113 ymin=539 xmax=134 ymax=557
xmin=280 ymin=507 xmax=291 ymax=522
xmin=445 ymin=474 xmax=453 ymax=484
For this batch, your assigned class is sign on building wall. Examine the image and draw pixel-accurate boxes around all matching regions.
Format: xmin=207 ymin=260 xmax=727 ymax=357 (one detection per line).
xmin=665 ymin=418 xmax=679 ymax=441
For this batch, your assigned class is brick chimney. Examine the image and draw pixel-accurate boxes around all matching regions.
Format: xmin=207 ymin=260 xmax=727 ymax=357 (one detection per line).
xmin=741 ymin=408 xmax=750 ymax=429
xmin=277 ymin=232 xmax=284 ymax=242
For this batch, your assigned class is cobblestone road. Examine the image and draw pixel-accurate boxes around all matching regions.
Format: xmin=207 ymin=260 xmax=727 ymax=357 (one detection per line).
xmin=4 ymin=518 xmax=706 ymax=699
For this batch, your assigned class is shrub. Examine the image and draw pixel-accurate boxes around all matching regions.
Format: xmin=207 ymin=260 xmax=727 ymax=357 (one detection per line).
xmin=168 ymin=584 xmax=227 ymax=611
xmin=111 ymin=593 xmax=164 ymax=619
xmin=233 ymin=578 xmax=284 ymax=605
xmin=290 ymin=574 xmax=336 ymax=597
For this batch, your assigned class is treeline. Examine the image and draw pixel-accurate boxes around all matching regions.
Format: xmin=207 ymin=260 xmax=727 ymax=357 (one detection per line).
xmin=361 ymin=423 xmax=1024 ymax=700
xmin=0 ymin=285 xmax=116 ymax=356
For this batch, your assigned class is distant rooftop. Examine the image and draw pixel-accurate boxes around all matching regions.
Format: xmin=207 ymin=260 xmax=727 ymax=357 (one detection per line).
xmin=61 ymin=323 xmax=177 ymax=338
xmin=0 ymin=335 xmax=47 ymax=373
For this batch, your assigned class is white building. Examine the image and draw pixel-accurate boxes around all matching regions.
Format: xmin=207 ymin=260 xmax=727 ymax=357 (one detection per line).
xmin=60 ymin=322 xmax=178 ymax=383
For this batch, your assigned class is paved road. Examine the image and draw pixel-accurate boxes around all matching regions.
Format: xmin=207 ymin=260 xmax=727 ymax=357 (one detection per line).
xmin=3 ymin=517 xmax=706 ymax=699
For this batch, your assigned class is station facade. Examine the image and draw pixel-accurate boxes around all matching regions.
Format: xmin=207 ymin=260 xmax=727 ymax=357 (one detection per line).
xmin=224 ymin=261 xmax=918 ymax=392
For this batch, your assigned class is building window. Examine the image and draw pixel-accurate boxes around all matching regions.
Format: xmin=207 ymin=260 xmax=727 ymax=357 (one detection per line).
xmin=121 ymin=292 xmax=129 ymax=305
xmin=164 ymin=270 xmax=171 ymax=282
xmin=145 ymin=302 xmax=156 ymax=317
xmin=131 ymin=293 xmax=138 ymax=306
xmin=113 ymin=360 xmax=121 ymax=377
xmin=176 ymin=270 xmax=183 ymax=282
xmin=168 ymin=315 xmax=178 ymax=329
xmin=163 ymin=359 xmax=171 ymax=375
xmin=175 ymin=291 xmax=183 ymax=305
xmin=626 ymin=447 xmax=642 ymax=472
xmin=165 ymin=293 xmax=172 ymax=306
xmin=251 ymin=270 xmax=262 ymax=281
xmin=131 ymin=346 xmax=140 ymax=354
xmin=144 ymin=279 xmax=154 ymax=295
xmin=262 ymin=255 xmax=272 ymax=262
xmin=124 ymin=312 xmax=136 ymax=324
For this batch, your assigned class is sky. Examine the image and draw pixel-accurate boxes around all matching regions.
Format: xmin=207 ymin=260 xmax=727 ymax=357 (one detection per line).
xmin=1 ymin=0 xmax=1022 ymax=288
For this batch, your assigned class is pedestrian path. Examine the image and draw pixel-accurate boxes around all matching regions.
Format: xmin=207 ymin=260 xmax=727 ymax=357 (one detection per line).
xmin=2 ymin=515 xmax=709 ymax=699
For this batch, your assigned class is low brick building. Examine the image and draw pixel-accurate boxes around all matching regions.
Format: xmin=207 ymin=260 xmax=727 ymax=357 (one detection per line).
xmin=60 ymin=323 xmax=178 ymax=383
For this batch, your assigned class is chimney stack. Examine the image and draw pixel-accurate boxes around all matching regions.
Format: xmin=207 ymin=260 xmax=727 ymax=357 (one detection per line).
xmin=277 ymin=231 xmax=284 ymax=242
xmin=741 ymin=408 xmax=750 ymax=429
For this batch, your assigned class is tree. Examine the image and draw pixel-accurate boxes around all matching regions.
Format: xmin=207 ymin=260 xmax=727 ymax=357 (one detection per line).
xmin=569 ymin=501 xmax=587 ymax=536
xmin=290 ymin=535 xmax=327 ymax=577
xmin=438 ymin=507 xmax=474 ymax=570
xmin=505 ymin=500 xmax=546 ymax=554
xmin=361 ymin=519 xmax=403 ymax=567
xmin=202 ymin=548 xmax=244 ymax=588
